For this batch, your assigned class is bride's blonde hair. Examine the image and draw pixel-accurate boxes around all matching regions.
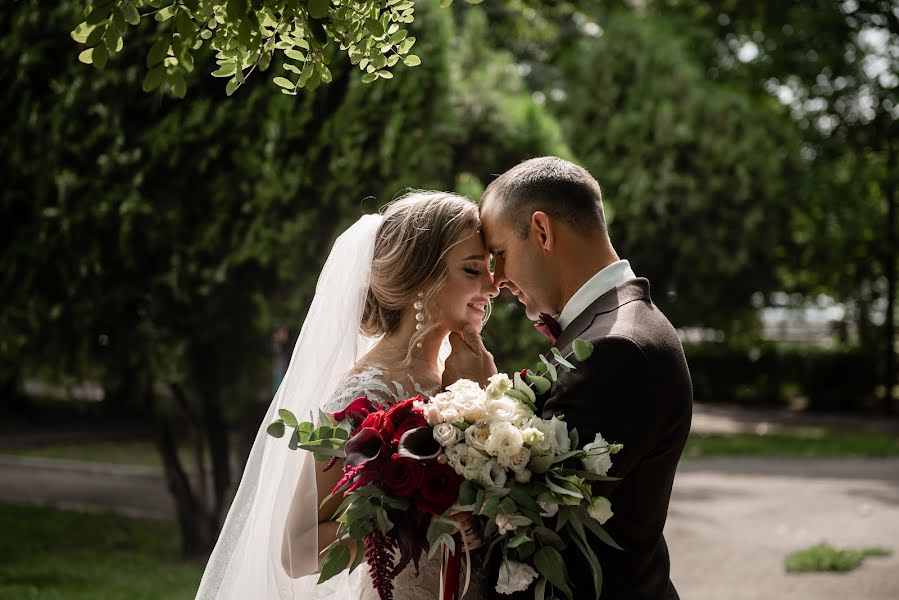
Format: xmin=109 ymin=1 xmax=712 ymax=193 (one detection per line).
xmin=362 ymin=190 xmax=484 ymax=362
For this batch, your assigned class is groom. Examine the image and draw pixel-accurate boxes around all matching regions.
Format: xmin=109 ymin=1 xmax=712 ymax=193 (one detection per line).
xmin=444 ymin=156 xmax=693 ymax=599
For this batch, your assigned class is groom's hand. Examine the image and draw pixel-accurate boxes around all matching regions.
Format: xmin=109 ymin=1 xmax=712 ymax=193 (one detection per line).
xmin=442 ymin=326 xmax=497 ymax=389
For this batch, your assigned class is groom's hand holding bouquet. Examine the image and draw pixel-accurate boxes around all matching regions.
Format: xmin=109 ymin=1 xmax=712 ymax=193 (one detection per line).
xmin=268 ymin=338 xmax=622 ymax=600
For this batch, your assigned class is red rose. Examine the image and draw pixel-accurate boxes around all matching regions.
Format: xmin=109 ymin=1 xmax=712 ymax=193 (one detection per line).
xmin=360 ymin=410 xmax=395 ymax=440
xmin=416 ymin=462 xmax=463 ymax=515
xmin=331 ymin=395 xmax=377 ymax=426
xmin=381 ymin=454 xmax=425 ymax=497
xmin=384 ymin=396 xmax=423 ymax=426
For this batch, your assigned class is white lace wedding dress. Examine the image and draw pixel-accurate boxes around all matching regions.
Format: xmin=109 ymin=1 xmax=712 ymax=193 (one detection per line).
xmin=324 ymin=366 xmax=488 ymax=600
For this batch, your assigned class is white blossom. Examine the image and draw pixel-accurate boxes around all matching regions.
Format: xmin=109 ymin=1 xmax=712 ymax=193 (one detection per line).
xmin=480 ymin=459 xmax=508 ymax=488
xmin=582 ymin=433 xmax=613 ymax=476
xmin=495 ymin=559 xmax=538 ymax=595
xmin=486 ymin=421 xmax=524 ymax=462
xmin=485 ymin=373 xmax=513 ymax=401
xmin=588 ymin=496 xmax=614 ymax=524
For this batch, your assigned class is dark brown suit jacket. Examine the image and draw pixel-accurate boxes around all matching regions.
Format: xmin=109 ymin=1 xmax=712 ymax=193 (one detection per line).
xmin=493 ymin=278 xmax=692 ymax=600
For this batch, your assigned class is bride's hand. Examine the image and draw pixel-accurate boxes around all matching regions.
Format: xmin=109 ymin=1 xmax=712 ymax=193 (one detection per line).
xmin=448 ymin=510 xmax=483 ymax=551
xmin=442 ymin=326 xmax=497 ymax=389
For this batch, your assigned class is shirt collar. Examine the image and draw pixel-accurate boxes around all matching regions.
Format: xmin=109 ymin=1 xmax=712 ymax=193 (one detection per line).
xmin=557 ymin=260 xmax=637 ymax=330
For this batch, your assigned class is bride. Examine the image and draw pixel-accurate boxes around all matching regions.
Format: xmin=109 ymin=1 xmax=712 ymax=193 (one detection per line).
xmin=195 ymin=191 xmax=499 ymax=600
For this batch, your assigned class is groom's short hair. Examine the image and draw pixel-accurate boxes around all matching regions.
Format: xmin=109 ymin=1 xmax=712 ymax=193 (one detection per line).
xmin=481 ymin=156 xmax=606 ymax=239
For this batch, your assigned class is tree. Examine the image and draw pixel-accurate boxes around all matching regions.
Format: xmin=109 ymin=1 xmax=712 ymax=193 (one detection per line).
xmin=548 ymin=12 xmax=806 ymax=335
xmin=71 ymin=0 xmax=481 ymax=97
xmin=647 ymin=0 xmax=898 ymax=410
xmin=3 ymin=0 xmax=570 ymax=554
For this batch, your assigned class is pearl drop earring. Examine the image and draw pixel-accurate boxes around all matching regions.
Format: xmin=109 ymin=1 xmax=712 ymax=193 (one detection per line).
xmin=414 ymin=292 xmax=425 ymax=348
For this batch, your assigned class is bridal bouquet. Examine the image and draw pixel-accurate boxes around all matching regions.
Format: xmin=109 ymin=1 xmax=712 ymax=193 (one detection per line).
xmin=268 ymin=338 xmax=622 ymax=600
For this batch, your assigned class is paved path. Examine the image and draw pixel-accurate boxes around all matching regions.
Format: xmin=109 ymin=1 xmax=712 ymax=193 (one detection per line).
xmin=2 ymin=455 xmax=898 ymax=598
xmin=667 ymin=458 xmax=899 ymax=600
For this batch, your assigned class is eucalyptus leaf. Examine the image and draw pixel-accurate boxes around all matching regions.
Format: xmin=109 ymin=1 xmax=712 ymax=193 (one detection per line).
xmin=266 ymin=420 xmax=286 ymax=438
xmin=572 ymin=339 xmax=594 ymax=361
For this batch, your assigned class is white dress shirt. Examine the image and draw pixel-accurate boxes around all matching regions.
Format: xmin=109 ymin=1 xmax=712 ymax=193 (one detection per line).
xmin=557 ymin=260 xmax=637 ymax=331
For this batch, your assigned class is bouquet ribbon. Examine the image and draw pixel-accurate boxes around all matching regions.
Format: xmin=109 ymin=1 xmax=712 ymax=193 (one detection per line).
xmin=438 ymin=530 xmax=472 ymax=600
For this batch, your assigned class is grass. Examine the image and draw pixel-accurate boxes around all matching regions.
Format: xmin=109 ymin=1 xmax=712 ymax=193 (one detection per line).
xmin=5 ymin=440 xmax=179 ymax=467
xmin=0 ymin=502 xmax=203 ymax=599
xmin=785 ymin=543 xmax=893 ymax=573
xmin=684 ymin=428 xmax=899 ymax=459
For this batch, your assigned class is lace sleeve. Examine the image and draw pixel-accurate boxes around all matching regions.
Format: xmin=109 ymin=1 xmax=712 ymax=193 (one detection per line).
xmin=322 ymin=367 xmax=397 ymax=414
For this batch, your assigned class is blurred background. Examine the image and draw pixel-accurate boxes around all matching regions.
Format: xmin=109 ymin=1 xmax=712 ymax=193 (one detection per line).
xmin=2 ymin=0 xmax=898 ymax=598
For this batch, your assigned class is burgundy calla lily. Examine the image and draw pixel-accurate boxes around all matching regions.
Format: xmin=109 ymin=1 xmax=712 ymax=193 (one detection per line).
xmin=397 ymin=426 xmax=442 ymax=463
xmin=344 ymin=427 xmax=384 ymax=467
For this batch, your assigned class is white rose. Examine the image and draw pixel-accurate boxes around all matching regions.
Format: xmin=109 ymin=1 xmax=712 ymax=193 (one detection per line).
xmin=433 ymin=422 xmax=462 ymax=447
xmin=503 ymin=447 xmax=531 ymax=473
xmin=485 ymin=421 xmax=524 ymax=461
xmin=537 ymin=500 xmax=559 ymax=518
xmin=495 ymin=559 xmax=538 ymax=595
xmin=485 ymin=373 xmax=513 ymax=401
xmin=440 ymin=407 xmax=463 ymax=424
xmin=582 ymin=433 xmax=613 ymax=476
xmin=588 ymin=496 xmax=614 ymax=524
xmin=485 ymin=396 xmax=532 ymax=427
xmin=514 ymin=469 xmax=532 ymax=484
xmin=429 ymin=391 xmax=455 ymax=410
xmin=481 ymin=459 xmax=508 ymax=488
xmin=465 ymin=421 xmax=491 ymax=453
xmin=446 ymin=379 xmax=488 ymax=421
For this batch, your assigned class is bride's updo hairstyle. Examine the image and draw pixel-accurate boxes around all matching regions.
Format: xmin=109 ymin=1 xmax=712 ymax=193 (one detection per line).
xmin=362 ymin=190 xmax=482 ymax=356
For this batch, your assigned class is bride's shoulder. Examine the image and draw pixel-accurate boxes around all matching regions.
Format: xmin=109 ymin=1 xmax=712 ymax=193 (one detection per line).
xmin=323 ymin=364 xmax=394 ymax=413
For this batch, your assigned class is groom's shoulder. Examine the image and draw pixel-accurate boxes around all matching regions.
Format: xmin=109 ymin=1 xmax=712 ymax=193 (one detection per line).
xmin=585 ymin=279 xmax=681 ymax=349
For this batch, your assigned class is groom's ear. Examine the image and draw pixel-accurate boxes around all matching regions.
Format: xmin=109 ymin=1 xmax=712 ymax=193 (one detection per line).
xmin=531 ymin=211 xmax=554 ymax=252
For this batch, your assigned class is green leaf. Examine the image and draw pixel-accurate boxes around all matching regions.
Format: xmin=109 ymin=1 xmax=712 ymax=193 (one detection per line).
xmin=402 ymin=54 xmax=421 ymax=67
xmin=308 ymin=0 xmax=330 ymax=19
xmin=361 ymin=72 xmax=378 ymax=83
xmin=507 ymin=531 xmax=531 ymax=548
xmin=168 ymin=70 xmax=187 ymax=98
xmin=266 ymin=420 xmax=286 ymax=438
xmin=147 ymin=38 xmax=169 ymax=68
xmin=551 ymin=348 xmax=576 ymax=370
xmin=534 ymin=577 xmax=547 ymax=600
xmin=533 ymin=547 xmax=572 ymax=600
xmin=513 ymin=371 xmax=537 ymax=404
xmin=365 ymin=18 xmax=384 ymax=37
xmin=211 ymin=62 xmax=237 ymax=77
xmin=175 ymin=10 xmax=196 ymax=38
xmin=285 ymin=48 xmax=306 ymax=61
xmin=526 ymin=373 xmax=551 ymax=393
xmin=91 ymin=44 xmax=108 ymax=69
xmin=78 ymin=48 xmax=94 ymax=65
xmin=545 ymin=477 xmax=582 ymax=499
xmin=539 ymin=355 xmax=558 ymax=382
xmin=273 ymin=76 xmax=294 ymax=90
xmin=349 ymin=539 xmax=365 ymax=573
xmin=397 ymin=36 xmax=416 ymax=54
xmin=581 ymin=509 xmax=623 ymax=551
xmin=318 ymin=543 xmax=350 ymax=583
xmin=141 ymin=65 xmax=164 ymax=91
xmin=121 ymin=1 xmax=140 ymax=26
xmin=572 ymin=339 xmax=594 ymax=361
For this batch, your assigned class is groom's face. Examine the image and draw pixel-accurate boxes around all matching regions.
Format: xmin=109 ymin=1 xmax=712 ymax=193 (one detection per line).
xmin=480 ymin=205 xmax=556 ymax=320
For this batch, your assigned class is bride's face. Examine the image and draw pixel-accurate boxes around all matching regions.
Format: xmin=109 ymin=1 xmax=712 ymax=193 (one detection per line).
xmin=435 ymin=229 xmax=499 ymax=333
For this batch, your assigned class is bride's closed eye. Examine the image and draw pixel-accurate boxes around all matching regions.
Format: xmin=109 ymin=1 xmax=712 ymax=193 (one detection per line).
xmin=464 ymin=267 xmax=483 ymax=276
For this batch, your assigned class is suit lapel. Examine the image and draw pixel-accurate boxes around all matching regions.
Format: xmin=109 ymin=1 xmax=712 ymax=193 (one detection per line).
xmin=555 ymin=278 xmax=652 ymax=350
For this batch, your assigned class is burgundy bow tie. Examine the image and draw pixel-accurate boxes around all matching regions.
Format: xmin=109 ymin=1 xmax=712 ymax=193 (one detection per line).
xmin=535 ymin=313 xmax=562 ymax=343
